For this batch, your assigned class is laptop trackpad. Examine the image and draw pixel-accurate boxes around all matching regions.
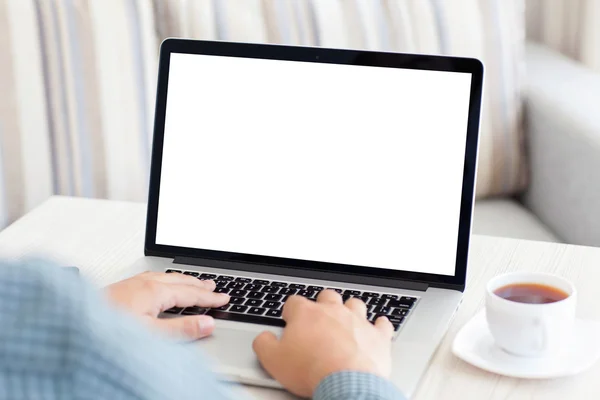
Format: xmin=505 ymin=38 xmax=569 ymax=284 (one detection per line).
xmin=196 ymin=324 xmax=283 ymax=387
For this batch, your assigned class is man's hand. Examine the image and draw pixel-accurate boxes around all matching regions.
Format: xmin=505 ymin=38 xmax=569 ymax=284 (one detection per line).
xmin=105 ymin=272 xmax=229 ymax=340
xmin=253 ymin=290 xmax=394 ymax=398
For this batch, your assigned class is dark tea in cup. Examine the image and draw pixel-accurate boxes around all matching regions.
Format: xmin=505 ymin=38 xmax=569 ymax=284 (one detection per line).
xmin=494 ymin=283 xmax=569 ymax=304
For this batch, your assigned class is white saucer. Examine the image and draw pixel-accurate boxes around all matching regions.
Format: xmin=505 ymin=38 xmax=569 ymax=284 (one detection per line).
xmin=452 ymin=311 xmax=600 ymax=379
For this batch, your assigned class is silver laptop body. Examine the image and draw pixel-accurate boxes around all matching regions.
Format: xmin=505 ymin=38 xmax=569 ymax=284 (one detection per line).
xmin=128 ymin=39 xmax=483 ymax=398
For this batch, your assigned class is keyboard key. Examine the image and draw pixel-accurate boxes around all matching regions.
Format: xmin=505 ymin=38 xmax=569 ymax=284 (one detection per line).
xmin=263 ymin=301 xmax=282 ymax=309
xmin=278 ymin=288 xmax=297 ymax=296
xmin=387 ymin=300 xmax=414 ymax=309
xmin=265 ymin=309 xmax=283 ymax=318
xmin=373 ymin=306 xmax=391 ymax=315
xmin=164 ymin=307 xmax=183 ymax=314
xmin=217 ymin=275 xmax=234 ymax=281
xmin=183 ymin=271 xmax=199 ymax=277
xmin=327 ymin=288 xmax=343 ymax=294
xmin=388 ymin=316 xmax=404 ymax=329
xmin=230 ymin=289 xmax=248 ymax=297
xmin=165 ymin=269 xmax=181 ymax=273
xmin=243 ymin=284 xmax=262 ymax=292
xmin=381 ymin=294 xmax=398 ymax=300
xmin=245 ymin=299 xmax=263 ymax=307
xmin=342 ymin=295 xmax=351 ymax=302
xmin=261 ymin=286 xmax=279 ymax=294
xmin=214 ymin=304 xmax=230 ymax=311
xmin=289 ymin=284 xmax=306 ymax=290
xmin=226 ymin=281 xmax=246 ymax=289
xmin=297 ymin=290 xmax=316 ymax=298
xmin=307 ymin=286 xmax=324 ymax=291
xmin=229 ymin=297 xmax=245 ymax=305
xmin=270 ymin=281 xmax=287 ymax=287
xmin=248 ymin=307 xmax=266 ymax=315
xmin=200 ymin=273 xmax=217 ymax=279
xmin=182 ymin=306 xmax=208 ymax=315
xmin=362 ymin=291 xmax=379 ymax=297
xmin=401 ymin=296 xmax=417 ymax=304
xmin=247 ymin=291 xmax=265 ymax=299
xmin=388 ymin=316 xmax=404 ymax=324
xmin=214 ymin=287 xmax=230 ymax=294
xmin=230 ymin=305 xmax=248 ymax=313
xmin=207 ymin=309 xmax=285 ymax=327
xmin=215 ymin=280 xmax=229 ymax=288
xmin=368 ymin=297 xmax=387 ymax=306
xmin=344 ymin=290 xmax=361 ymax=296
xmin=264 ymin=294 xmax=283 ymax=301
xmin=253 ymin=279 xmax=270 ymax=285
xmin=367 ymin=312 xmax=376 ymax=322
xmin=390 ymin=308 xmax=409 ymax=317
xmin=234 ymin=277 xmax=252 ymax=283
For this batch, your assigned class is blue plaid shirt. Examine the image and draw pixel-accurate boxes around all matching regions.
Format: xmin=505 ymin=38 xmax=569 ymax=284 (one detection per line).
xmin=0 ymin=261 xmax=405 ymax=399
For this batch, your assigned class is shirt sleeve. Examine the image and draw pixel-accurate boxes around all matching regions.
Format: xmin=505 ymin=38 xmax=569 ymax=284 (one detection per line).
xmin=0 ymin=259 xmax=236 ymax=400
xmin=313 ymin=371 xmax=406 ymax=400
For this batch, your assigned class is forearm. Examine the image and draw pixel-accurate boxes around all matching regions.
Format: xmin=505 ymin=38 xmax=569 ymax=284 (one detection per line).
xmin=314 ymin=371 xmax=406 ymax=400
xmin=0 ymin=260 xmax=235 ymax=400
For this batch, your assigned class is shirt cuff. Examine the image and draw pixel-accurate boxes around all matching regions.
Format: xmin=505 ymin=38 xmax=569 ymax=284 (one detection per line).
xmin=313 ymin=371 xmax=406 ymax=400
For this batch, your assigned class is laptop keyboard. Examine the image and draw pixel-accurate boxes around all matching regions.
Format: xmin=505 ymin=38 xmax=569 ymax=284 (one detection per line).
xmin=163 ymin=269 xmax=418 ymax=332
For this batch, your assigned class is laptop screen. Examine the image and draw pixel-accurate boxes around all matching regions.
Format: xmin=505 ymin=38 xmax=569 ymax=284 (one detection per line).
xmin=155 ymin=52 xmax=473 ymax=277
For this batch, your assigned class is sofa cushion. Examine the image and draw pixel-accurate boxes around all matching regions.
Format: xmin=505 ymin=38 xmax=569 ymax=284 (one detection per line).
xmin=0 ymin=0 xmax=527 ymax=226
xmin=473 ymin=199 xmax=560 ymax=242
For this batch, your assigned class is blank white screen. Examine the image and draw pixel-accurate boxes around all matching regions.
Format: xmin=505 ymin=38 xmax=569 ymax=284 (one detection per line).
xmin=156 ymin=53 xmax=472 ymax=276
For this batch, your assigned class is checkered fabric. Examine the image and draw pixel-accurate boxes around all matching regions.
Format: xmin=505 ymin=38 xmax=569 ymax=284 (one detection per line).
xmin=0 ymin=260 xmax=405 ymax=400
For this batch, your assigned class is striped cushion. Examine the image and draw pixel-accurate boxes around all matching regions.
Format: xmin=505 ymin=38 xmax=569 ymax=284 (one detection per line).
xmin=526 ymin=0 xmax=600 ymax=73
xmin=0 ymin=0 xmax=526 ymax=227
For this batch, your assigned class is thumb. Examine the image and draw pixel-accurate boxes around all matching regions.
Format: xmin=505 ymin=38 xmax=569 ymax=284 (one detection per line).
xmin=252 ymin=331 xmax=281 ymax=372
xmin=152 ymin=315 xmax=216 ymax=340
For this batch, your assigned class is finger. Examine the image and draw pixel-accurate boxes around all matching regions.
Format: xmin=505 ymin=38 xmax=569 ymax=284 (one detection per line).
xmin=152 ymin=315 xmax=216 ymax=340
xmin=345 ymin=297 xmax=367 ymax=318
xmin=375 ymin=316 xmax=395 ymax=339
xmin=159 ymin=284 xmax=230 ymax=311
xmin=281 ymin=295 xmax=309 ymax=322
xmin=252 ymin=331 xmax=281 ymax=374
xmin=152 ymin=273 xmax=217 ymax=291
xmin=316 ymin=289 xmax=343 ymax=305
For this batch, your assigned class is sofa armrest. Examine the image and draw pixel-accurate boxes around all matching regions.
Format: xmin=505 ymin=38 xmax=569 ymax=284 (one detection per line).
xmin=523 ymin=42 xmax=600 ymax=246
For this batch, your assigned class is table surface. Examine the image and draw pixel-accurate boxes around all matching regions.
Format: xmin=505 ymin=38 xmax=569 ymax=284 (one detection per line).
xmin=1 ymin=196 xmax=600 ymax=399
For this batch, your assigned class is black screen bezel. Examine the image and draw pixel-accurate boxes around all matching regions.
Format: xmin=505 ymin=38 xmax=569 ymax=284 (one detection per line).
xmin=144 ymin=39 xmax=483 ymax=291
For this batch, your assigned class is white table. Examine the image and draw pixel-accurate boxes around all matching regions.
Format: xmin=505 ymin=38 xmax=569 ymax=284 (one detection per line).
xmin=1 ymin=196 xmax=599 ymax=399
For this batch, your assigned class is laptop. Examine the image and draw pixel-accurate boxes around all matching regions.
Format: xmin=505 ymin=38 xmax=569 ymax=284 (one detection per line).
xmin=128 ymin=38 xmax=483 ymax=397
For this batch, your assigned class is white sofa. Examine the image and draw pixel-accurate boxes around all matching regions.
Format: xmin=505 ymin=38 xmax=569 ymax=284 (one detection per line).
xmin=474 ymin=43 xmax=600 ymax=246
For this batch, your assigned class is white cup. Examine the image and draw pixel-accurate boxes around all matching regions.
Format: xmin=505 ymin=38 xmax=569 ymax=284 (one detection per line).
xmin=485 ymin=272 xmax=577 ymax=357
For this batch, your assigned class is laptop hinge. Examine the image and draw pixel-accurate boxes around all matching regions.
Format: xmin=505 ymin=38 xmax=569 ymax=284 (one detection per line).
xmin=173 ymin=256 xmax=429 ymax=292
